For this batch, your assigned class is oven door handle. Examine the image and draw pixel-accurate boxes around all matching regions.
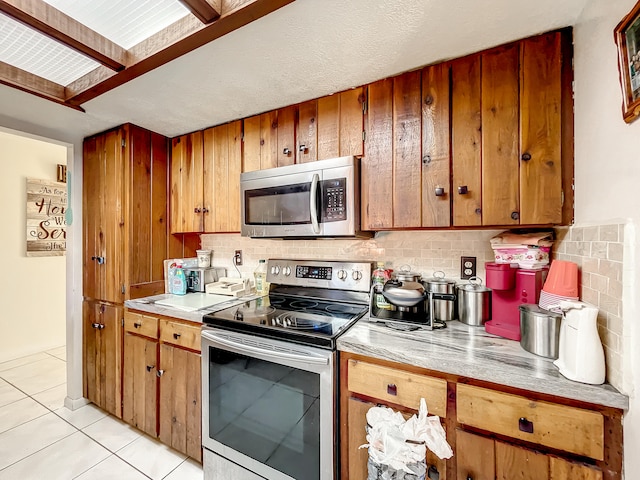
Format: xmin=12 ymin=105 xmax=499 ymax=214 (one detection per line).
xmin=202 ymin=330 xmax=329 ymax=366
xmin=310 ymin=173 xmax=321 ymax=234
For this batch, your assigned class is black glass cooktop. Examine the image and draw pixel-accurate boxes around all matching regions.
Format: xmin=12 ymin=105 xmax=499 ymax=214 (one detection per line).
xmin=202 ymin=294 xmax=368 ymax=349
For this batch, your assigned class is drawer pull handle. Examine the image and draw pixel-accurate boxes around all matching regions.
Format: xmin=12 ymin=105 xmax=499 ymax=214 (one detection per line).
xmin=387 ymin=383 xmax=397 ymax=396
xmin=518 ymin=417 xmax=534 ymax=434
xmin=173 ymin=333 xmax=181 ymax=340
xmin=134 ymin=322 xmax=141 ymax=328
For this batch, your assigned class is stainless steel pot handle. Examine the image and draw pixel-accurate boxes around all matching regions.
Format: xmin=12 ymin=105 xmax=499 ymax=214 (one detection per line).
xmin=468 ymin=276 xmax=483 ymax=285
xmin=309 ymin=173 xmax=320 ymax=234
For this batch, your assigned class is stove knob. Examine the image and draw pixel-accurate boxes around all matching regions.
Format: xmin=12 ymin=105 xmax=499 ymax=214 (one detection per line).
xmin=283 ymin=266 xmax=292 ymax=276
xmin=337 ymin=269 xmax=348 ymax=280
xmin=352 ymin=270 xmax=362 ymax=281
xmin=271 ymin=265 xmax=280 ymax=275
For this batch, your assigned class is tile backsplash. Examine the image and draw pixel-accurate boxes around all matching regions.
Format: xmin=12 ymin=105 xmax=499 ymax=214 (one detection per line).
xmin=202 ymin=223 xmax=628 ymax=391
xmin=553 ymin=224 xmax=626 ymax=391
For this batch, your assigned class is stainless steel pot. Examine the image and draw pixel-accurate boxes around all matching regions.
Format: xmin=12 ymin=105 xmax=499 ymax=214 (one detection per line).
xmin=424 ymin=271 xmax=457 ymax=321
xmin=457 ymin=277 xmax=492 ymax=326
xmin=381 ymin=279 xmax=427 ymax=307
xmin=519 ymin=304 xmax=562 ymax=359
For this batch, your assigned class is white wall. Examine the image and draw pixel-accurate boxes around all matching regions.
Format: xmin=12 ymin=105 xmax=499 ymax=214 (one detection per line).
xmin=0 ymin=130 xmax=67 ymax=362
xmin=574 ymin=0 xmax=640 ymax=476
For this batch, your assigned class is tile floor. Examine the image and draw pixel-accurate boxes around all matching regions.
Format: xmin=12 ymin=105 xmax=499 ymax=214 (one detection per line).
xmin=0 ymin=346 xmax=203 ymax=480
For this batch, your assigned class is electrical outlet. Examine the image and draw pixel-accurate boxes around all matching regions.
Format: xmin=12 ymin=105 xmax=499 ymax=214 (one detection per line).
xmin=234 ymin=250 xmax=243 ymax=266
xmin=461 ymin=256 xmax=476 ymax=279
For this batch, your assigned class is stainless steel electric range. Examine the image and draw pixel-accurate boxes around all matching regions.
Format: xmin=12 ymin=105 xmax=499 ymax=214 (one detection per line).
xmin=201 ymin=259 xmax=372 ymax=480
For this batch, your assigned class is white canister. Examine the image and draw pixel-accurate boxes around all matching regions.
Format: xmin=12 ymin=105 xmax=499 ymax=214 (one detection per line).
xmin=196 ymin=249 xmax=212 ymax=268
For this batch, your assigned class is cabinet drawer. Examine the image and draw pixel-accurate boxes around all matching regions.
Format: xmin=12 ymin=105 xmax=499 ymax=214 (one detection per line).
xmin=456 ymin=384 xmax=604 ymax=460
xmin=347 ymin=360 xmax=447 ymax=417
xmin=124 ymin=311 xmax=159 ymax=339
xmin=159 ymin=319 xmax=201 ymax=352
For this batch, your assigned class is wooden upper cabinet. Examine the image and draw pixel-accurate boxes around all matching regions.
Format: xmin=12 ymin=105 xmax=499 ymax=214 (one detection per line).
xmin=170 ymin=132 xmax=204 ymax=233
xmin=243 ymin=107 xmax=295 ymax=172
xmin=452 ymin=54 xmax=482 ymax=227
xmin=297 ymin=99 xmax=318 ymax=163
xmin=203 ymin=121 xmax=242 ymax=233
xmin=481 ymin=43 xmax=520 ymax=226
xmin=83 ymin=128 xmax=125 ymax=303
xmin=422 ymin=62 xmax=451 ymax=228
xmin=362 ymin=78 xmax=393 ymax=230
xmin=520 ymin=31 xmax=563 ymax=225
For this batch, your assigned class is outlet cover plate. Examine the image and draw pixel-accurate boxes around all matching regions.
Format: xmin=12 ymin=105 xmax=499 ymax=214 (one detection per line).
xmin=461 ymin=256 xmax=476 ymax=279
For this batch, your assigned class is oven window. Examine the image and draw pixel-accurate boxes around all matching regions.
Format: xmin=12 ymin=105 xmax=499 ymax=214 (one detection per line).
xmin=208 ymin=347 xmax=320 ymax=480
xmin=245 ymin=183 xmax=316 ymax=225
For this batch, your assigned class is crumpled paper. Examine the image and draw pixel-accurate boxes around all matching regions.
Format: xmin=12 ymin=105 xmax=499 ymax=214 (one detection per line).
xmin=360 ymin=398 xmax=453 ymax=474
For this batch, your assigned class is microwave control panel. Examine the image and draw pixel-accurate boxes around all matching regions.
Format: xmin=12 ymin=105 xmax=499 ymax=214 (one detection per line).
xmin=321 ymin=178 xmax=347 ymax=222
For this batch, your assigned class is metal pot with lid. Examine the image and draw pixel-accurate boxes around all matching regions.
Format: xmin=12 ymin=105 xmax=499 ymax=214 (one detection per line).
xmin=457 ymin=277 xmax=492 ymax=326
xmin=424 ymin=271 xmax=457 ymax=321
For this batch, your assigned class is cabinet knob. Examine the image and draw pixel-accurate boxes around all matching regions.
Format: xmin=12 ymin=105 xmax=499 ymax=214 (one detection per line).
xmin=91 ymin=323 xmax=101 ymax=329
xmin=156 ymin=369 xmax=164 ymax=377
xmin=511 ymin=211 xmax=520 ymax=220
xmin=387 ymin=383 xmax=397 ymax=396
xmin=92 ymin=256 xmax=105 ymax=264
xmin=458 ymin=185 xmax=468 ymax=195
xmin=518 ymin=417 xmax=534 ymax=433
xmin=521 ymin=152 xmax=532 ymax=162
xmin=434 ymin=187 xmax=445 ymax=197
xmin=427 ymin=465 xmax=440 ymax=480
xmin=146 ymin=365 xmax=155 ymax=372
xmin=173 ymin=333 xmax=181 ymax=340
xmin=194 ymin=207 xmax=202 ymax=213
xmin=283 ymin=147 xmax=291 ymax=156
xmin=202 ymin=207 xmax=209 ymax=213
xmin=299 ymin=144 xmax=308 ymax=153
xmin=133 ymin=322 xmax=141 ymax=328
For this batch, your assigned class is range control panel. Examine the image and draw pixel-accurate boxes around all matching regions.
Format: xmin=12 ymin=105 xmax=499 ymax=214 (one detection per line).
xmin=266 ymin=259 xmax=372 ymax=292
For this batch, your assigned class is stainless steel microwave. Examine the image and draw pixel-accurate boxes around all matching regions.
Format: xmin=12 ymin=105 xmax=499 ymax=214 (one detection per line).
xmin=240 ymin=156 xmax=371 ymax=238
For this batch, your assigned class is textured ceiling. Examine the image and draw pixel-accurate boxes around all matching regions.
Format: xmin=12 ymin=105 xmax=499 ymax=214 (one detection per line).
xmin=0 ymin=0 xmax=589 ymax=143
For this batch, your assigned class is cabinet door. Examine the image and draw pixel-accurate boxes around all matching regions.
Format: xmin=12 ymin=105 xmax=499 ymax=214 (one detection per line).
xmin=83 ymin=128 xmax=125 ymax=303
xmin=243 ymin=111 xmax=278 ymax=171
xmin=362 ymin=78 xmax=393 ymax=230
xmin=159 ymin=344 xmax=202 ymax=461
xmin=393 ymin=70 xmax=422 ymax=228
xmin=345 ymin=397 xmax=372 ymax=480
xmin=277 ymin=105 xmax=296 ymax=166
xmin=495 ymin=441 xmax=549 ymax=480
xmin=422 ymin=62 xmax=451 ymax=227
xmin=83 ymin=300 xmax=122 ymax=418
xmin=520 ymin=31 xmax=563 ymax=225
xmin=451 ymin=54 xmax=482 ymax=227
xmin=339 ymin=87 xmax=365 ymax=157
xmin=127 ymin=126 xmax=169 ymax=298
xmin=455 ymin=429 xmax=495 ymax=480
xmin=481 ymin=43 xmax=520 ymax=226
xmin=170 ymin=132 xmax=204 ymax=233
xmin=317 ymin=94 xmax=340 ymax=160
xmin=122 ymin=332 xmax=158 ymax=437
xmin=297 ymin=99 xmax=318 ymax=163
xmin=549 ymin=457 xmax=602 ymax=480
xmin=203 ymin=120 xmax=242 ymax=233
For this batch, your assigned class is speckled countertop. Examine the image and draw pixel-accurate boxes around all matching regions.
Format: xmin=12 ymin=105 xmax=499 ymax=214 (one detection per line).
xmin=338 ymin=318 xmax=628 ymax=411
xmin=124 ymin=293 xmax=258 ymax=323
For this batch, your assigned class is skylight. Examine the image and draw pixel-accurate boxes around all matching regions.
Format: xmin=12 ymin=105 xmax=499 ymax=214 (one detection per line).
xmin=43 ymin=0 xmax=190 ymax=49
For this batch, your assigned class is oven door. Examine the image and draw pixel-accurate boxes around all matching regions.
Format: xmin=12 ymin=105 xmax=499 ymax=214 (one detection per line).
xmin=201 ymin=327 xmax=335 ymax=480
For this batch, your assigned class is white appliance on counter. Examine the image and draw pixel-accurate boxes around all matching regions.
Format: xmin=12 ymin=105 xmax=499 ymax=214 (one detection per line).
xmin=201 ymin=259 xmax=372 ymax=480
xmin=553 ymin=300 xmax=605 ymax=385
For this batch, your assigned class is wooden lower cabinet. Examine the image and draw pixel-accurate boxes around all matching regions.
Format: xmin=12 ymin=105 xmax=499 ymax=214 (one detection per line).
xmin=158 ymin=344 xmax=202 ymax=461
xmin=121 ymin=310 xmax=202 ymax=461
xmin=456 ymin=429 xmax=602 ymax=480
xmin=83 ymin=300 xmax=122 ymax=418
xmin=340 ymin=353 xmax=621 ymax=480
xmin=122 ymin=333 xmax=158 ymax=437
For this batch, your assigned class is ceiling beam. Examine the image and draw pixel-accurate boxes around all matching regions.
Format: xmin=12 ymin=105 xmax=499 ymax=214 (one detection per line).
xmin=179 ymin=0 xmax=222 ymax=24
xmin=65 ymin=0 xmax=295 ymax=106
xmin=0 ymin=0 xmax=128 ymax=71
xmin=0 ymin=61 xmax=84 ymax=111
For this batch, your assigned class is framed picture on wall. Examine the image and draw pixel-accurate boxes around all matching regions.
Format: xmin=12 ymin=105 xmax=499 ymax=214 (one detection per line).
xmin=615 ymin=0 xmax=640 ymax=123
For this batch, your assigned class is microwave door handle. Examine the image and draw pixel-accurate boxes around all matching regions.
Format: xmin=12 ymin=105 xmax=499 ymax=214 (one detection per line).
xmin=310 ymin=173 xmax=321 ymax=234
xmin=202 ymin=330 xmax=329 ymax=366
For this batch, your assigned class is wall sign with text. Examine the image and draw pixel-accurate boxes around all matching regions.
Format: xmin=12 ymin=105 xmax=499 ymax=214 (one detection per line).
xmin=26 ymin=178 xmax=67 ymax=256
